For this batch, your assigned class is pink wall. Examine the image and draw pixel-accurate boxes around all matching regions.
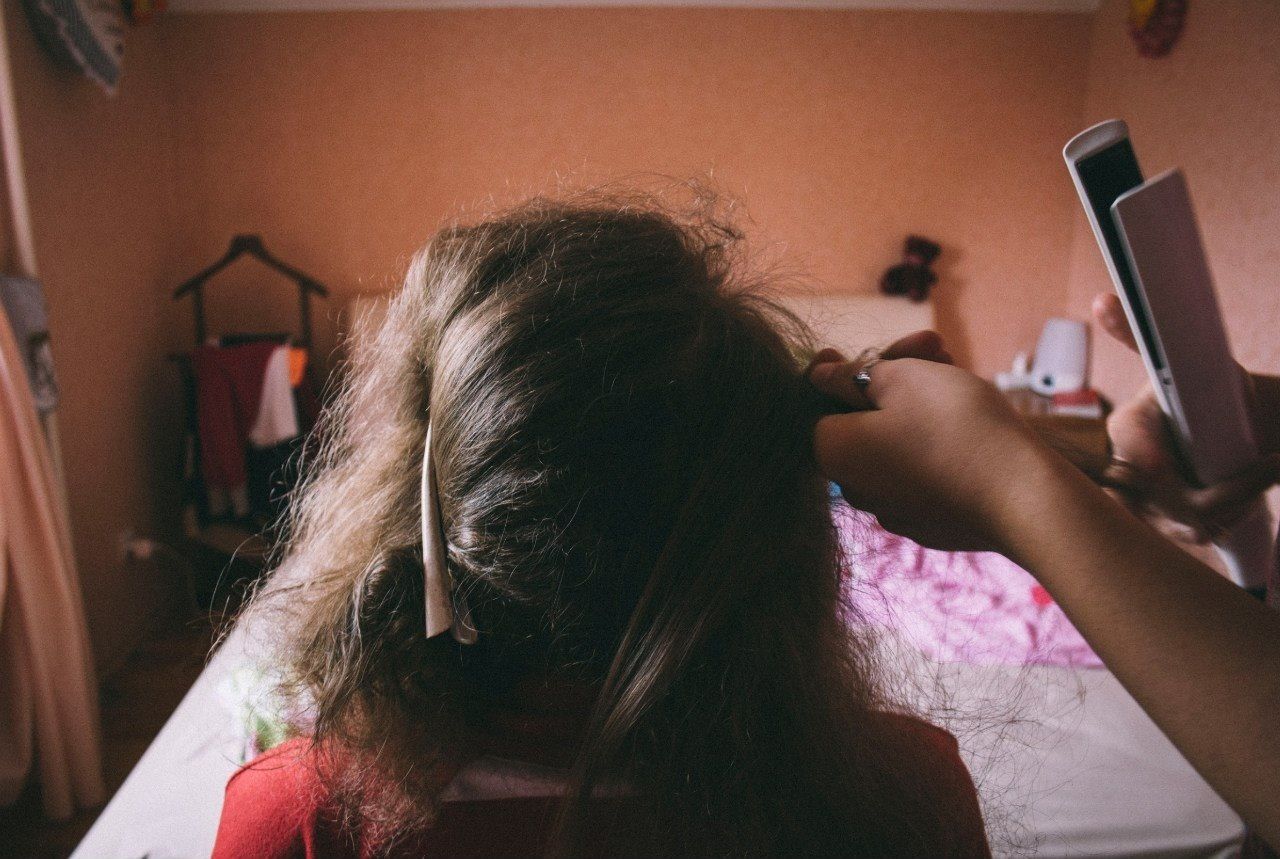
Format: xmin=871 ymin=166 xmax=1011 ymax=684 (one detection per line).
xmin=20 ymin=1 xmax=1271 ymax=672
xmin=7 ymin=0 xmax=186 ymax=671
xmin=16 ymin=7 xmax=1099 ymax=670
xmin=162 ymin=9 xmax=1092 ymax=377
xmin=1066 ymin=0 xmax=1280 ymax=399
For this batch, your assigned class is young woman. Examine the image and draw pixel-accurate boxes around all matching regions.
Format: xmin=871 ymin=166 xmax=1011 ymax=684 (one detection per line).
xmin=211 ymin=198 xmax=989 ymax=858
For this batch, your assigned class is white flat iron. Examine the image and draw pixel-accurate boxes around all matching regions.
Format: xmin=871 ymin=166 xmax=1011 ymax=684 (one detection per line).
xmin=1064 ymin=119 xmax=1273 ymax=589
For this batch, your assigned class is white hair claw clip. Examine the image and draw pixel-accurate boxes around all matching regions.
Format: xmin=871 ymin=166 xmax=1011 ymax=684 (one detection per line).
xmin=422 ymin=423 xmax=478 ymax=644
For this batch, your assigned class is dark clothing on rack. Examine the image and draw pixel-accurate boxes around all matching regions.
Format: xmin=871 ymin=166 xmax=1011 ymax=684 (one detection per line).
xmin=193 ymin=342 xmax=280 ymax=517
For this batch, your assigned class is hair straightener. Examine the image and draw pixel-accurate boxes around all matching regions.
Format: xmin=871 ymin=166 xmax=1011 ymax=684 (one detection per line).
xmin=1064 ymin=119 xmax=1274 ymax=590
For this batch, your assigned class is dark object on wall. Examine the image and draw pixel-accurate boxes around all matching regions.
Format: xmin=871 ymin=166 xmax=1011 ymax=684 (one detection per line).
xmin=173 ymin=234 xmax=330 ymax=347
xmin=21 ymin=0 xmax=123 ymax=94
xmin=880 ymin=236 xmax=941 ymax=303
xmin=0 ymin=275 xmax=58 ymax=414
xmin=1128 ymin=0 xmax=1187 ymax=59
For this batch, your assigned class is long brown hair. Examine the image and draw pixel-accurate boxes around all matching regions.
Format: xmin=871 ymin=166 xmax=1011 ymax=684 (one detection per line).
xmin=254 ymin=192 xmax=961 ymax=855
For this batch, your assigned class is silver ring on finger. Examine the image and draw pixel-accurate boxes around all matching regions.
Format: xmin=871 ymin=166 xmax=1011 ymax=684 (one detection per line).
xmin=854 ymin=349 xmax=883 ymax=390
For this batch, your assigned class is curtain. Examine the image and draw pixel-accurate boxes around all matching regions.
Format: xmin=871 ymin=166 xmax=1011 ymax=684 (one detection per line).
xmin=0 ymin=301 xmax=102 ymax=819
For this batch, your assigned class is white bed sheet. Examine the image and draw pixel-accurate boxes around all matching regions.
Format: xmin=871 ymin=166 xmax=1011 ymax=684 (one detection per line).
xmin=72 ymin=619 xmax=1243 ymax=859
xmin=877 ymin=634 xmax=1243 ymax=857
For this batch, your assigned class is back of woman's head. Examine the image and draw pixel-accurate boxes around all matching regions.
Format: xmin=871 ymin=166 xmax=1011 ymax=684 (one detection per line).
xmin=266 ymin=193 xmax=954 ymax=855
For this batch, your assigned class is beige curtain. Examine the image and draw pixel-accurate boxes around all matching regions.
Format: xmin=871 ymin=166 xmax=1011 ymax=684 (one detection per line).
xmin=0 ymin=301 xmax=103 ymax=819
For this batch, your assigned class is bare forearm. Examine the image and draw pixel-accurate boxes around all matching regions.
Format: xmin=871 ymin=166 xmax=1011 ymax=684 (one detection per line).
xmin=999 ymin=451 xmax=1280 ymax=845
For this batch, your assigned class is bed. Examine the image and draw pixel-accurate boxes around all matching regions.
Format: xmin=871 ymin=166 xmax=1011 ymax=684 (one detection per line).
xmin=70 ymin=591 xmax=1244 ymax=858
xmin=73 ymin=291 xmax=1245 ymax=858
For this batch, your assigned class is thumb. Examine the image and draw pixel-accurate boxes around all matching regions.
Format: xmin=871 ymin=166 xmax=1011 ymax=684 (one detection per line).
xmin=881 ymin=329 xmax=952 ymax=364
xmin=1092 ymin=293 xmax=1140 ymax=354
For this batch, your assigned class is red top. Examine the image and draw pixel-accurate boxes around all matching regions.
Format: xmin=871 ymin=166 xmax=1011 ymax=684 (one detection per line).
xmin=212 ymin=714 xmax=989 ymax=858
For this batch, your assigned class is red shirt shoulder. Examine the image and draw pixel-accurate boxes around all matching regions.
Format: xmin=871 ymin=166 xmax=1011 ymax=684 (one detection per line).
xmin=212 ymin=738 xmax=352 ymax=859
xmin=214 ymin=719 xmax=988 ymax=859
xmin=883 ymin=713 xmax=991 ymax=858
xmin=213 ymin=740 xmax=570 ymax=859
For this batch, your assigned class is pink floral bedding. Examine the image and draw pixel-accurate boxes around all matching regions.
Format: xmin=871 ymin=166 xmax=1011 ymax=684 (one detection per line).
xmin=836 ymin=504 xmax=1103 ymax=669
